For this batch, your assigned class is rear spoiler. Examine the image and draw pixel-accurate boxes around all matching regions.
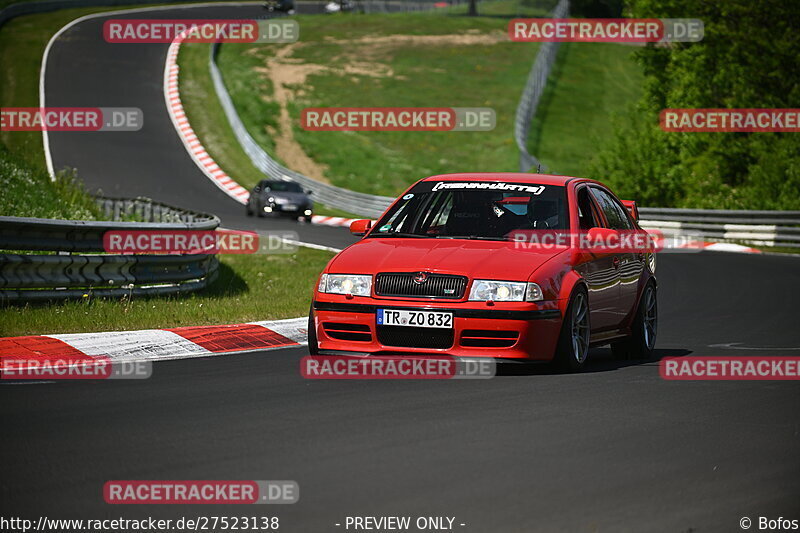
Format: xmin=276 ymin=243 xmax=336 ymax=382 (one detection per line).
xmin=620 ymin=200 xmax=639 ymax=221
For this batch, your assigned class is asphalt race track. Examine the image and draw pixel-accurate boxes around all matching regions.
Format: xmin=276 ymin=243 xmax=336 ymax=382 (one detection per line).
xmin=43 ymin=4 xmax=355 ymax=250
xmin=2 ymin=5 xmax=799 ymax=532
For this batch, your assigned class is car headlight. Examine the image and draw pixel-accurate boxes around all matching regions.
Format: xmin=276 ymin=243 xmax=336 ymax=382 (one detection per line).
xmin=468 ymin=280 xmax=543 ymax=302
xmin=318 ymin=274 xmax=372 ymax=296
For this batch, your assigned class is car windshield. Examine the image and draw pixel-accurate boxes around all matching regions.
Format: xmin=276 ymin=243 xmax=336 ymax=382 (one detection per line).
xmin=263 ymin=181 xmax=303 ymax=193
xmin=369 ymin=181 xmax=568 ymax=241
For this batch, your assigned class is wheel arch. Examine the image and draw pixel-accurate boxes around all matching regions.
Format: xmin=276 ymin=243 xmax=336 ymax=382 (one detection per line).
xmin=558 ymin=269 xmax=588 ymax=302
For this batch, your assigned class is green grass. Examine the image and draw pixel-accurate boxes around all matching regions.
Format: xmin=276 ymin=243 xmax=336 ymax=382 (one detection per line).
xmin=0 ymin=146 xmax=334 ymax=335
xmin=0 ymin=147 xmax=103 ymax=219
xmin=312 ymin=204 xmax=365 ymax=218
xmin=0 ymin=247 xmax=333 ymax=336
xmin=527 ymin=42 xmax=644 ymax=178
xmin=179 ymin=41 xmax=363 ymax=218
xmin=447 ymin=0 xmax=556 ymax=17
xmin=178 ymin=41 xmax=280 ymax=191
xmin=212 ymin=13 xmax=540 ymax=197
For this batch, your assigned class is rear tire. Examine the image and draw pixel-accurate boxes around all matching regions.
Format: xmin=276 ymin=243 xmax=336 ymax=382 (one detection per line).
xmin=307 ymin=305 xmax=319 ymax=355
xmin=553 ymin=286 xmax=590 ymax=372
xmin=612 ymin=282 xmax=657 ymax=360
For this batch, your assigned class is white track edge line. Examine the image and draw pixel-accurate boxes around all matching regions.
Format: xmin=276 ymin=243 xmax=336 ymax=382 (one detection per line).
xmin=40 ymin=1 xmax=262 ymax=179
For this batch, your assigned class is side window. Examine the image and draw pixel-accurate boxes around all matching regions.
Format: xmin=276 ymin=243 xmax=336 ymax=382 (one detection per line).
xmin=576 ymin=187 xmax=600 ymax=230
xmin=590 ymin=187 xmax=632 ymax=230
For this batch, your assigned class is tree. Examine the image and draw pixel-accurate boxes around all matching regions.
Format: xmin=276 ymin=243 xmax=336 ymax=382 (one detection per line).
xmin=591 ymin=0 xmax=800 ymax=209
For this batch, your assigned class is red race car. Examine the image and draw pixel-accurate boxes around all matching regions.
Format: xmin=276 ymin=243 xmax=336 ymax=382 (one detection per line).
xmin=308 ymin=173 xmax=657 ymax=371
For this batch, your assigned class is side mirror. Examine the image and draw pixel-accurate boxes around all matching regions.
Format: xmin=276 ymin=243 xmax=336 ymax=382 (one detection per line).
xmin=305 ymin=189 xmax=313 ymax=196
xmin=587 ymin=227 xmax=617 ymax=240
xmin=349 ymin=219 xmax=373 ymax=236
xmin=585 ymin=227 xmax=620 ymax=255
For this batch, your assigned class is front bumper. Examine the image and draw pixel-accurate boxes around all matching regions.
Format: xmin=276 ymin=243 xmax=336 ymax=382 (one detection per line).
xmin=255 ymin=199 xmax=311 ymax=216
xmin=312 ymin=297 xmax=564 ymax=360
xmin=275 ymin=204 xmax=308 ymax=213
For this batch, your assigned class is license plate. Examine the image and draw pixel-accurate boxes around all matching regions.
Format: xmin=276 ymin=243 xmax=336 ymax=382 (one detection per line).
xmin=377 ymin=309 xmax=453 ymax=329
xmin=283 ymin=204 xmax=297 ymax=211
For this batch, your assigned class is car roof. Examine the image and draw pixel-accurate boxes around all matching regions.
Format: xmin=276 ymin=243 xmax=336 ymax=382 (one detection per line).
xmin=420 ymin=173 xmax=584 ymax=186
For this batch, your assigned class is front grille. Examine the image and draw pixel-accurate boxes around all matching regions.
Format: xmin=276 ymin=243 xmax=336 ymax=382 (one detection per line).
xmin=377 ymin=326 xmax=454 ymax=349
xmin=460 ymin=329 xmax=519 ymax=348
xmin=375 ymin=272 xmax=467 ymax=299
xmin=323 ymin=322 xmax=372 ymax=342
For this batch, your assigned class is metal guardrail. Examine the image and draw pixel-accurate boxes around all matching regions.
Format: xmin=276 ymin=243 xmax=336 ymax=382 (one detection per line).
xmin=0 ymin=197 xmax=221 ymax=302
xmin=513 ymin=0 xmax=568 ymax=172
xmin=638 ymin=207 xmax=800 ymax=226
xmin=637 ymin=208 xmax=800 ymax=249
xmin=94 ymin=195 xmax=219 ymax=225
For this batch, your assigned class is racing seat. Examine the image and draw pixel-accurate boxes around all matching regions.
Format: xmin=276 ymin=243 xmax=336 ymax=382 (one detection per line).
xmin=445 ymin=192 xmax=494 ymax=237
xmin=527 ymin=198 xmax=558 ymax=229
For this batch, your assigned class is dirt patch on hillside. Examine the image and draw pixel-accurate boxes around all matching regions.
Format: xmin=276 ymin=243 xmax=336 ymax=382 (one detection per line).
xmin=326 ymin=30 xmax=507 ymax=47
xmin=256 ymin=31 xmax=507 ymax=183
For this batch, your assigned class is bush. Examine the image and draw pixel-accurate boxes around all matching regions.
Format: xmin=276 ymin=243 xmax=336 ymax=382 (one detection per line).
xmin=590 ymin=0 xmax=800 ymax=209
xmin=0 ymin=144 xmax=102 ymax=220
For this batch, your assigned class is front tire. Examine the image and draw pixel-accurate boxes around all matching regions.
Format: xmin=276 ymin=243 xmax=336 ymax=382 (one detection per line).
xmin=307 ymin=305 xmax=319 ymax=355
xmin=612 ymin=282 xmax=657 ymax=360
xmin=554 ymin=286 xmax=590 ymax=372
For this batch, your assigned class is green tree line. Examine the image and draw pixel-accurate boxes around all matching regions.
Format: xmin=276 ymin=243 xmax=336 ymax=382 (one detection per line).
xmin=590 ymin=0 xmax=799 ymax=209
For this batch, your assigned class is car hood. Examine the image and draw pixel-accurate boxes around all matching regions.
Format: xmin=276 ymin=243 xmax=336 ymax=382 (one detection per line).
xmin=329 ymin=238 xmax=564 ymax=281
xmin=262 ymin=191 xmax=308 ymax=203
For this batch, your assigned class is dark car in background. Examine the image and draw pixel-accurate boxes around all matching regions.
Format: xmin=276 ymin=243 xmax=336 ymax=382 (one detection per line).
xmin=246 ymin=179 xmax=313 ymax=221
xmin=263 ymin=0 xmax=294 ymax=13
